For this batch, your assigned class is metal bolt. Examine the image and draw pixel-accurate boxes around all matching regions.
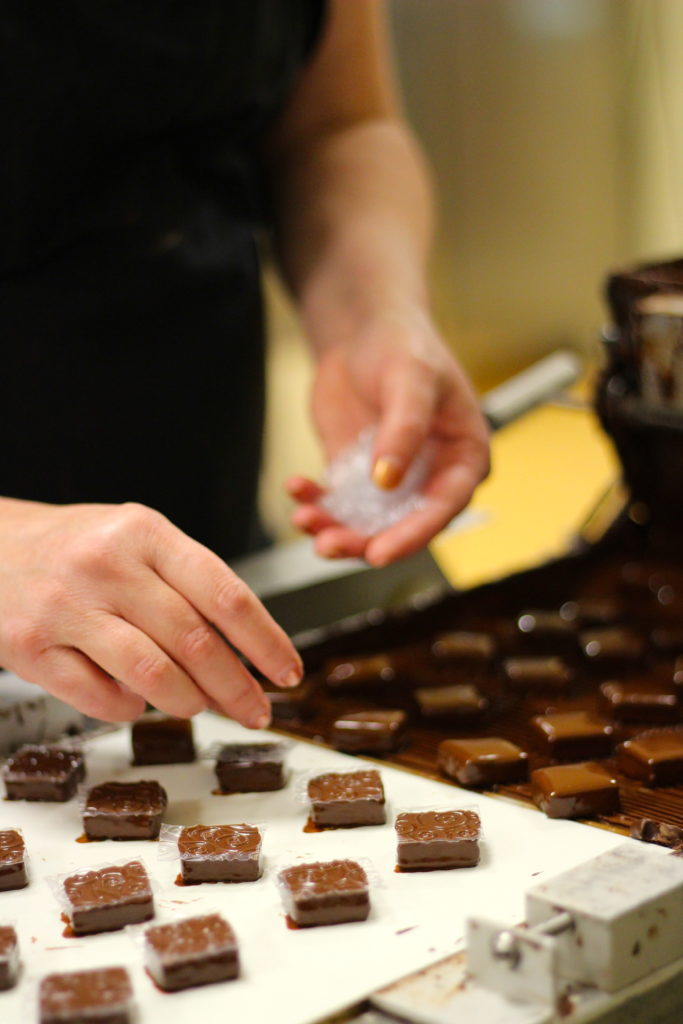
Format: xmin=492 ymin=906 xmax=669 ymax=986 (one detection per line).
xmin=491 ymin=930 xmax=521 ymax=969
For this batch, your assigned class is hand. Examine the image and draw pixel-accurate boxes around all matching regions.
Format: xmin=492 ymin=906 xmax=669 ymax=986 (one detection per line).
xmin=0 ymin=499 xmax=302 ymax=724
xmin=287 ymin=307 xmax=489 ymax=565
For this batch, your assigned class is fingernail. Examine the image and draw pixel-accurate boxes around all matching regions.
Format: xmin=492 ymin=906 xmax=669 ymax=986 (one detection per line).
xmin=251 ymin=710 xmax=271 ymax=730
xmin=373 ymin=456 xmax=403 ymax=490
xmin=280 ymin=663 xmax=303 ymax=688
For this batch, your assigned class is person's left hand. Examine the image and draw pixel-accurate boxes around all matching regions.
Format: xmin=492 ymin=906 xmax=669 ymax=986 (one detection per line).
xmin=286 ymin=305 xmax=490 ymax=566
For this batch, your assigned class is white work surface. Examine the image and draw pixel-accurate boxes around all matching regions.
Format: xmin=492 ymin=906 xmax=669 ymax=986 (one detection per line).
xmin=0 ymin=713 xmax=632 ymax=1024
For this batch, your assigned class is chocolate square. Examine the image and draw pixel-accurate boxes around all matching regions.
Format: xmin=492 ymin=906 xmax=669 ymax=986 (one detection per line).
xmin=0 ymin=829 xmax=28 ymax=891
xmin=430 ymin=631 xmax=496 ymax=670
xmin=144 ymin=913 xmax=239 ymax=991
xmin=178 ymin=824 xmax=262 ymax=883
xmin=214 ymin=742 xmax=286 ymax=792
xmin=438 ymin=737 xmax=528 ymax=787
xmin=650 ymin=626 xmax=683 ymax=655
xmin=278 ymin=859 xmax=370 ymax=927
xmin=39 ymin=967 xmax=132 ymax=1024
xmin=62 ymin=860 xmax=154 ymax=935
xmin=324 ymin=655 xmax=397 ymax=691
xmin=559 ymin=598 xmax=622 ymax=627
xmin=580 ymin=627 xmax=646 ymax=667
xmin=82 ymin=781 xmax=167 ymax=840
xmin=530 ymin=763 xmax=620 ymax=819
xmin=414 ymin=683 xmax=489 ymax=722
xmin=131 ymin=713 xmax=195 ymax=765
xmin=395 ymin=809 xmax=481 ymax=870
xmin=307 ymin=770 xmax=385 ymax=827
xmin=263 ymin=680 xmax=315 ymax=722
xmin=3 ymin=744 xmax=85 ymax=801
xmin=502 ymin=657 xmax=573 ymax=691
xmin=0 ymin=925 xmax=19 ymax=991
xmin=329 ymin=710 xmax=407 ymax=754
xmin=599 ymin=681 xmax=679 ymax=724
xmin=530 ymin=711 xmax=614 ymax=761
xmin=516 ymin=610 xmax=577 ymax=652
xmin=618 ymin=731 xmax=683 ymax=786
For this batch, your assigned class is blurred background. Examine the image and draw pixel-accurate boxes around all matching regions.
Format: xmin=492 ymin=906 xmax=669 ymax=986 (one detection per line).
xmin=259 ymin=0 xmax=683 ymax=543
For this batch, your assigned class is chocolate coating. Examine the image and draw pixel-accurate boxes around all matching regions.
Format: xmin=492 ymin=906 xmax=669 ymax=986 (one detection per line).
xmin=559 ymin=598 xmax=622 ymax=627
xmin=144 ymin=913 xmax=239 ymax=990
xmin=278 ymin=859 xmax=369 ymax=926
xmin=430 ymin=631 xmax=496 ymax=669
xmin=650 ymin=626 xmax=683 ymax=655
xmin=63 ymin=859 xmax=154 ymax=935
xmin=83 ymin=781 xmax=167 ymax=840
xmin=40 ymin=967 xmax=132 ymax=1024
xmin=178 ymin=824 xmax=262 ymax=883
xmin=580 ymin=627 xmax=646 ymax=667
xmin=516 ymin=610 xmax=577 ymax=652
xmin=3 ymin=744 xmax=84 ymax=802
xmin=0 ymin=925 xmax=19 ymax=991
xmin=502 ymin=656 xmax=574 ymax=691
xmin=324 ymin=655 xmax=397 ymax=690
xmin=329 ymin=710 xmax=407 ymax=754
xmin=214 ymin=743 xmax=286 ymax=792
xmin=618 ymin=731 xmax=683 ymax=785
xmin=307 ymin=770 xmax=385 ymax=827
xmin=530 ymin=711 xmax=614 ymax=761
xmin=438 ymin=737 xmax=528 ymax=787
xmin=630 ymin=817 xmax=683 ymax=850
xmin=599 ymin=681 xmax=679 ymax=724
xmin=131 ymin=713 xmax=195 ymax=765
xmin=530 ymin=762 xmax=620 ymax=819
xmin=264 ymin=680 xmax=315 ymax=722
xmin=414 ymin=683 xmax=489 ymax=722
xmin=395 ymin=809 xmax=481 ymax=870
xmin=0 ymin=828 xmax=27 ymax=891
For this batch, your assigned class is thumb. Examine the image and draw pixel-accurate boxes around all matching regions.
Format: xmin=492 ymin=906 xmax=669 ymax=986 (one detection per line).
xmin=371 ymin=363 xmax=437 ymax=490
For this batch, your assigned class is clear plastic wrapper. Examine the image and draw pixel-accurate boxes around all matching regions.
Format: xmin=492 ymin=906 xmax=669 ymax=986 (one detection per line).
xmin=297 ymin=766 xmax=388 ymax=828
xmin=393 ymin=805 xmax=482 ymax=871
xmin=205 ymin=739 xmax=291 ymax=793
xmin=2 ymin=739 xmax=85 ymax=802
xmin=275 ymin=856 xmax=377 ymax=928
xmin=320 ymin=428 xmax=429 ymax=535
xmin=77 ymin=779 xmax=168 ymax=840
xmin=47 ymin=857 xmax=156 ymax=936
xmin=0 ymin=825 xmax=29 ymax=891
xmin=158 ymin=822 xmax=265 ymax=883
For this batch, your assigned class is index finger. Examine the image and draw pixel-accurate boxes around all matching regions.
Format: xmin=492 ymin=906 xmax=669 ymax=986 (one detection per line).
xmin=150 ymin=526 xmax=303 ymax=689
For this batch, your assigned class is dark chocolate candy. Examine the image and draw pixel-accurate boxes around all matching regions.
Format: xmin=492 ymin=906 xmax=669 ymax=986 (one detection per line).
xmin=530 ymin=711 xmax=614 ymax=761
xmin=178 ymin=824 xmax=262 ymax=883
xmin=559 ymin=598 xmax=622 ymax=627
xmin=62 ymin=859 xmax=154 ymax=935
xmin=324 ymin=655 xmax=397 ymax=691
xmin=214 ymin=742 xmax=286 ymax=792
xmin=40 ymin=967 xmax=132 ymax=1024
xmin=502 ymin=656 xmax=573 ymax=691
xmin=264 ymin=680 xmax=315 ymax=722
xmin=83 ymin=781 xmax=167 ymax=840
xmin=580 ymin=627 xmax=646 ymax=667
xmin=395 ymin=809 xmax=481 ymax=870
xmin=144 ymin=913 xmax=239 ymax=991
xmin=430 ymin=631 xmax=496 ymax=670
xmin=530 ymin=762 xmax=620 ymax=819
xmin=438 ymin=737 xmax=528 ymax=787
xmin=617 ymin=731 xmax=683 ymax=785
xmin=650 ymin=626 xmax=683 ymax=655
xmin=131 ymin=713 xmax=195 ymax=765
xmin=598 ymin=681 xmax=679 ymax=724
xmin=0 ymin=925 xmax=19 ymax=991
xmin=329 ymin=710 xmax=407 ymax=754
xmin=307 ymin=770 xmax=385 ymax=827
xmin=3 ymin=744 xmax=84 ymax=802
xmin=630 ymin=817 xmax=683 ymax=850
xmin=414 ymin=683 xmax=489 ymax=722
xmin=278 ymin=859 xmax=370 ymax=927
xmin=0 ymin=828 xmax=28 ymax=891
xmin=516 ymin=610 xmax=577 ymax=652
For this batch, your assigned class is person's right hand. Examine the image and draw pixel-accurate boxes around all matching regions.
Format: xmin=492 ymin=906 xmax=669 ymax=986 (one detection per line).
xmin=0 ymin=499 xmax=302 ymax=725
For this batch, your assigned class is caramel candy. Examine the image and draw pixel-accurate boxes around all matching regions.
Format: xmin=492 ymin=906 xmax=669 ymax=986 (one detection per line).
xmin=277 ymin=859 xmax=370 ymax=927
xmin=598 ymin=681 xmax=679 ymax=724
xmin=329 ymin=710 xmax=407 ymax=754
xmin=530 ymin=711 xmax=614 ymax=761
xmin=178 ymin=824 xmax=262 ymax=883
xmin=82 ymin=781 xmax=167 ymax=840
xmin=618 ymin=731 xmax=683 ymax=786
xmin=0 ymin=925 xmax=19 ymax=991
xmin=324 ymin=655 xmax=397 ymax=690
xmin=530 ymin=763 xmax=620 ymax=819
xmin=438 ymin=737 xmax=528 ymax=787
xmin=414 ymin=683 xmax=489 ymax=722
xmin=580 ymin=627 xmax=646 ymax=667
xmin=395 ymin=809 xmax=481 ymax=870
xmin=40 ymin=967 xmax=133 ymax=1024
xmin=62 ymin=860 xmax=154 ymax=935
xmin=502 ymin=656 xmax=573 ymax=691
xmin=214 ymin=742 xmax=287 ymax=792
xmin=0 ymin=828 xmax=27 ymax=891
xmin=3 ymin=744 xmax=85 ymax=802
xmin=144 ymin=913 xmax=239 ymax=991
xmin=430 ymin=631 xmax=496 ymax=670
xmin=131 ymin=713 xmax=195 ymax=765
xmin=307 ymin=770 xmax=385 ymax=827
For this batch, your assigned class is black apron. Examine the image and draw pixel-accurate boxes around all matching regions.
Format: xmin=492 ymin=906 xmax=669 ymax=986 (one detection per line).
xmin=0 ymin=1 xmax=325 ymax=560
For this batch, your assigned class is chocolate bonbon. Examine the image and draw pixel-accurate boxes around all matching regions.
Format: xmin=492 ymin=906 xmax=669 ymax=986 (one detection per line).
xmin=0 ymin=829 xmax=27 ymax=891
xmin=3 ymin=744 xmax=84 ymax=801
xmin=144 ymin=913 xmax=239 ymax=990
xmin=178 ymin=824 xmax=262 ymax=883
xmin=501 ymin=656 xmax=573 ymax=691
xmin=0 ymin=925 xmax=19 ymax=991
xmin=307 ymin=770 xmax=385 ymax=827
xmin=530 ymin=711 xmax=614 ymax=761
xmin=82 ymin=781 xmax=167 ymax=840
xmin=61 ymin=859 xmax=154 ymax=935
xmin=580 ymin=627 xmax=646 ymax=667
xmin=277 ymin=859 xmax=370 ymax=927
xmin=617 ymin=731 xmax=683 ymax=785
xmin=430 ymin=631 xmax=496 ymax=670
xmin=329 ymin=710 xmax=407 ymax=754
xmin=324 ymin=654 xmax=397 ymax=691
xmin=530 ymin=762 xmax=620 ymax=819
xmin=414 ymin=683 xmax=489 ymax=722
xmin=214 ymin=742 xmax=286 ymax=792
xmin=438 ymin=737 xmax=528 ymax=787
xmin=39 ymin=967 xmax=133 ymax=1024
xmin=131 ymin=713 xmax=195 ymax=765
xmin=599 ymin=680 xmax=679 ymax=724
xmin=395 ymin=809 xmax=481 ymax=870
